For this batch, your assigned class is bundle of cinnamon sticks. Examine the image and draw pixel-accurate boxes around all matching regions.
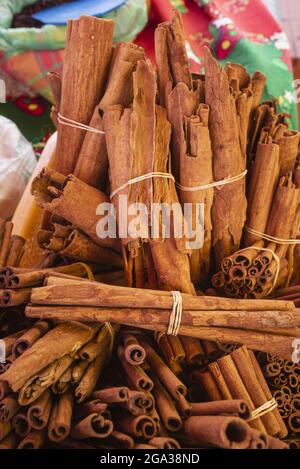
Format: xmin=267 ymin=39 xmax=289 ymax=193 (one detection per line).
xmin=0 ymin=9 xmax=300 ymax=450
xmin=0 ymin=323 xmax=288 ymax=450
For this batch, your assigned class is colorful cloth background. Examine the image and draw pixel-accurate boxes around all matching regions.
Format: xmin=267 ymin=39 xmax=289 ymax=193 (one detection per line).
xmin=136 ymin=0 xmax=298 ymax=129
xmin=0 ymin=0 xmax=298 ymax=148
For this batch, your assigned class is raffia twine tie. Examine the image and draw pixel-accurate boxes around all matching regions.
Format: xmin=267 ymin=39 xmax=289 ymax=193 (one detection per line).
xmin=247 ymin=398 xmax=278 ymax=422
xmin=245 ymin=226 xmax=300 ymax=246
xmin=110 ymin=172 xmax=175 ymax=200
xmin=57 ymin=113 xmax=105 ymax=135
xmin=176 ymin=169 xmax=247 ymax=192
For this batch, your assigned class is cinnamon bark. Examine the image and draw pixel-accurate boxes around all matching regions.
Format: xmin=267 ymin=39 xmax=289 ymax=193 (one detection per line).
xmin=204 ymin=47 xmax=247 ymax=267
xmin=54 ymin=16 xmax=114 ymax=175
xmin=190 ymin=399 xmax=250 ymax=419
xmin=27 ymin=389 xmax=52 ymax=430
xmin=0 ymin=322 xmax=98 ymax=392
xmin=183 ymin=415 xmax=251 ymax=449
xmin=31 ymin=167 xmax=119 ymax=251
xmin=48 ymin=390 xmax=73 ymax=442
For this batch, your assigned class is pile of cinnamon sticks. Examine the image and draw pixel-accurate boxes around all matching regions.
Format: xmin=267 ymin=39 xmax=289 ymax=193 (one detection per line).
xmin=0 ymin=322 xmax=288 ymax=449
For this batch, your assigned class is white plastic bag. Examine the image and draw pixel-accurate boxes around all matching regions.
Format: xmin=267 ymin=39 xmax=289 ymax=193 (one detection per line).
xmin=0 ymin=115 xmax=37 ymax=219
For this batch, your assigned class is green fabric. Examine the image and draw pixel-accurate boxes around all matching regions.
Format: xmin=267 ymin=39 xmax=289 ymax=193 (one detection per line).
xmin=0 ymin=0 xmax=148 ymax=58
xmin=0 ymin=99 xmax=54 ymax=147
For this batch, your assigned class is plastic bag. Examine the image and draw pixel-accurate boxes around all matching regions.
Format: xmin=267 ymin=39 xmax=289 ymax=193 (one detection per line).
xmin=0 ymin=115 xmax=37 ymax=219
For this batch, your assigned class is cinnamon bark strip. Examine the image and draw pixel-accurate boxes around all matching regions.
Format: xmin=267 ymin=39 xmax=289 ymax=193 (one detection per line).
xmin=0 ymin=421 xmax=12 ymax=441
xmin=149 ymin=437 xmax=181 ymax=449
xmin=27 ymin=389 xmax=52 ymax=430
xmin=2 ymin=329 xmax=28 ymax=357
xmin=278 ymin=130 xmax=300 ymax=177
xmin=78 ymin=324 xmax=113 ymax=363
xmin=7 ymin=263 xmax=95 ymax=289
xmin=251 ymin=71 xmax=266 ymax=110
xmin=92 ymin=387 xmax=129 ymax=404
xmin=103 ymin=431 xmax=135 ymax=450
xmin=71 ymin=409 xmax=113 ymax=439
xmin=54 ymin=16 xmax=114 ymax=175
xmin=75 ymin=348 xmax=111 ymax=403
xmin=100 ymin=42 xmax=145 ymax=111
xmin=31 ymin=167 xmax=119 ymax=251
xmin=48 ymin=390 xmax=73 ymax=442
xmin=138 ymin=337 xmax=186 ymax=400
xmin=31 ymin=280 xmax=294 ymax=310
xmin=191 ymin=400 xmax=250 ymax=419
xmin=208 ymin=362 xmax=232 ymax=400
xmin=18 ymin=354 xmax=74 ymax=406
xmin=0 ymin=395 xmax=19 ymax=422
xmin=191 ymin=369 xmax=222 ymax=401
xmin=245 ymin=130 xmax=280 ymax=246
xmin=152 ymin=374 xmax=182 ymax=432
xmin=12 ymin=412 xmax=31 ymax=438
xmin=0 ymin=322 xmax=98 ymax=393
xmin=75 ymin=400 xmax=108 ymax=419
xmin=39 ymin=227 xmax=122 ymax=269
xmin=6 ymin=236 xmax=25 ymax=267
xmin=12 ymin=320 xmax=50 ymax=360
xmin=0 ymin=432 xmax=17 ymax=449
xmin=183 ymin=415 xmax=251 ymax=449
xmin=17 ymin=429 xmax=45 ymax=449
xmin=265 ymin=173 xmax=300 ymax=263
xmin=205 ymin=47 xmax=247 ymax=267
xmin=0 ymin=221 xmax=13 ymax=268
xmin=73 ymin=106 xmax=108 ymax=191
xmin=225 ymin=62 xmax=253 ymax=161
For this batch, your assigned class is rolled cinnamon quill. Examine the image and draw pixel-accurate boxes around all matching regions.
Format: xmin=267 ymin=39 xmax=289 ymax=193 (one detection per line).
xmin=12 ymin=411 xmax=31 ymax=438
xmin=183 ymin=415 xmax=251 ymax=449
xmin=31 ymin=167 xmax=119 ymax=251
xmin=92 ymin=387 xmax=129 ymax=404
xmin=27 ymin=389 xmax=52 ymax=430
xmin=118 ymin=345 xmax=153 ymax=392
xmin=114 ymin=410 xmax=157 ymax=440
xmin=12 ymin=320 xmax=50 ymax=360
xmin=149 ymin=437 xmax=181 ymax=449
xmin=71 ymin=410 xmax=113 ymax=440
xmin=190 ymin=399 xmax=250 ymax=420
xmin=17 ymin=429 xmax=45 ymax=449
xmin=122 ymin=332 xmax=146 ymax=366
xmin=0 ymin=395 xmax=20 ymax=422
xmin=48 ymin=390 xmax=73 ymax=442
